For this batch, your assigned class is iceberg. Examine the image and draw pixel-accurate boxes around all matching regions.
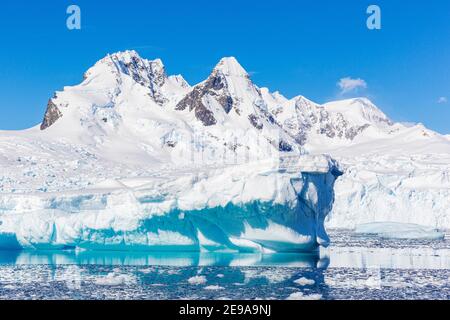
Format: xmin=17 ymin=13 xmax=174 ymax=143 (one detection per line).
xmin=0 ymin=156 xmax=342 ymax=253
xmin=354 ymin=222 xmax=445 ymax=240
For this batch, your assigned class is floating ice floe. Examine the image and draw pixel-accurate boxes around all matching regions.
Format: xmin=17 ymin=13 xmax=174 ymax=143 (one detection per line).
xmin=354 ymin=222 xmax=445 ymax=240
xmin=94 ymin=273 xmax=136 ymax=286
xmin=286 ymin=292 xmax=322 ymax=300
xmin=204 ymin=285 xmax=224 ymax=291
xmin=188 ymin=275 xmax=207 ymax=285
xmin=293 ymin=277 xmax=315 ymax=286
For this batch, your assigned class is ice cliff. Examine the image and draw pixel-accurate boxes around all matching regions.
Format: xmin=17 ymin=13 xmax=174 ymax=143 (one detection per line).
xmin=0 ymin=157 xmax=342 ymax=252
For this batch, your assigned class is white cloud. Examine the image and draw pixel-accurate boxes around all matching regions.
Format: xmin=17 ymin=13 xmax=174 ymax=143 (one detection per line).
xmin=337 ymin=77 xmax=367 ymax=94
xmin=437 ymin=97 xmax=448 ymax=104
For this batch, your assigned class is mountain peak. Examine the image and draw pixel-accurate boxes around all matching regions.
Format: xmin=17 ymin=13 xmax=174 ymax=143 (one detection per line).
xmin=324 ymin=97 xmax=393 ymax=127
xmin=108 ymin=49 xmax=141 ymax=61
xmin=107 ymin=50 xmax=164 ymax=65
xmin=84 ymin=50 xmax=167 ymax=84
xmin=213 ymin=57 xmax=248 ymax=77
xmin=293 ymin=95 xmax=318 ymax=105
xmin=107 ymin=50 xmax=162 ymax=70
xmin=168 ymin=74 xmax=190 ymax=89
xmin=101 ymin=50 xmax=168 ymax=103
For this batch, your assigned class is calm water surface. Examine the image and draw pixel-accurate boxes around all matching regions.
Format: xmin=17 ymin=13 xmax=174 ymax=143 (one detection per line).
xmin=0 ymin=231 xmax=449 ymax=300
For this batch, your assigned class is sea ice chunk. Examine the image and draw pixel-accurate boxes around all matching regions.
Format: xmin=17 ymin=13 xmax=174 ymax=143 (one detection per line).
xmin=286 ymin=292 xmax=322 ymax=300
xmin=293 ymin=277 xmax=315 ymax=286
xmin=94 ymin=273 xmax=136 ymax=286
xmin=204 ymin=285 xmax=224 ymax=290
xmin=354 ymin=222 xmax=445 ymax=240
xmin=188 ymin=276 xmax=207 ymax=285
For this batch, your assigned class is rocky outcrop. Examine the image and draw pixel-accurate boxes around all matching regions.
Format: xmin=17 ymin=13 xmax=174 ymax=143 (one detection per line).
xmin=40 ymin=99 xmax=62 ymax=130
xmin=175 ymin=58 xmax=281 ymax=132
xmin=275 ymin=96 xmax=393 ymax=145
xmin=175 ymin=87 xmax=217 ymax=126
xmin=317 ymin=112 xmax=371 ymax=140
xmin=175 ymin=66 xmax=238 ymax=126
xmin=110 ymin=51 xmax=168 ymax=105
xmin=248 ymin=114 xmax=263 ymax=130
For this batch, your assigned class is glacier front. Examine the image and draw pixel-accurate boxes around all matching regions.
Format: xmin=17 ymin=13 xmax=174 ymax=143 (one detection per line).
xmin=0 ymin=156 xmax=342 ymax=253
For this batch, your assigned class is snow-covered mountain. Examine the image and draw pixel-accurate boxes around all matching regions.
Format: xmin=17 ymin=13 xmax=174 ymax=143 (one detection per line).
xmin=0 ymin=50 xmax=449 ymax=252
xmin=36 ymin=51 xmax=299 ymax=171
xmin=38 ymin=50 xmax=447 ymax=163
xmin=264 ymin=92 xmax=449 ymax=229
xmin=262 ymin=83 xmax=450 ymax=230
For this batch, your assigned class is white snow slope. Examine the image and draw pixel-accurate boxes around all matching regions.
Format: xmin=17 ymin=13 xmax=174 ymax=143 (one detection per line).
xmin=0 ymin=50 xmax=449 ymax=252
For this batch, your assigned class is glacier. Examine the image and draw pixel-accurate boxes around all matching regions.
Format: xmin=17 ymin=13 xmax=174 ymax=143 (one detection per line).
xmin=321 ymin=133 xmax=450 ymax=229
xmin=265 ymin=93 xmax=450 ymax=230
xmin=0 ymin=157 xmax=342 ymax=253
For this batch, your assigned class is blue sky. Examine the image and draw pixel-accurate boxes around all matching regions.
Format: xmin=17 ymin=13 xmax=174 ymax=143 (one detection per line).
xmin=0 ymin=0 xmax=449 ymax=133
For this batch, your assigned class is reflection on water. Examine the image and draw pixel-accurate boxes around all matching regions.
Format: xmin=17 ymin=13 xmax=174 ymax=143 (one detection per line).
xmin=0 ymin=250 xmax=327 ymax=268
xmin=0 ymin=231 xmax=449 ymax=300
xmin=1 ymin=247 xmax=449 ymax=270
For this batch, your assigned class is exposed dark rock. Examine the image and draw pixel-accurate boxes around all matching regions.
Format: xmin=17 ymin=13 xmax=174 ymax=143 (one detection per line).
xmin=175 ymin=59 xmax=282 ymax=135
xmin=248 ymin=114 xmax=263 ymax=130
xmin=175 ymin=70 xmax=238 ymax=126
xmin=176 ymin=88 xmax=217 ymax=126
xmin=253 ymin=99 xmax=277 ymax=126
xmin=175 ymin=89 xmax=197 ymax=112
xmin=40 ymin=100 xmax=62 ymax=130
xmin=319 ymin=124 xmax=336 ymax=139
xmin=111 ymin=53 xmax=168 ymax=105
xmin=293 ymin=132 xmax=308 ymax=145
xmin=345 ymin=124 xmax=370 ymax=140
xmin=280 ymin=97 xmax=380 ymax=144
xmin=203 ymin=72 xmax=234 ymax=113
xmin=217 ymin=95 xmax=233 ymax=114
xmin=279 ymin=140 xmax=293 ymax=152
xmin=317 ymin=114 xmax=371 ymax=141
xmin=195 ymin=104 xmax=217 ymax=126
xmin=205 ymin=73 xmax=226 ymax=91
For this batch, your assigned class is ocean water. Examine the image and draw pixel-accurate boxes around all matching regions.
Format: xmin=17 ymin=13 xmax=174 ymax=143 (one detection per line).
xmin=0 ymin=231 xmax=449 ymax=300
